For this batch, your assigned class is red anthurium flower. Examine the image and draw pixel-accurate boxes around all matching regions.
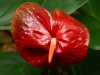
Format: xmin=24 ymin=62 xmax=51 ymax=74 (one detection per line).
xmin=11 ymin=2 xmax=90 ymax=68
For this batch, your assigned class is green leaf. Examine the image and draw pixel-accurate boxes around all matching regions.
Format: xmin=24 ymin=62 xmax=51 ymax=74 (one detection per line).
xmin=43 ymin=0 xmax=89 ymax=14
xmin=0 ymin=0 xmax=89 ymax=30
xmin=0 ymin=0 xmax=44 ymax=30
xmin=0 ymin=52 xmax=43 ymax=75
xmin=81 ymin=0 xmax=100 ymax=22
xmin=74 ymin=12 xmax=100 ymax=50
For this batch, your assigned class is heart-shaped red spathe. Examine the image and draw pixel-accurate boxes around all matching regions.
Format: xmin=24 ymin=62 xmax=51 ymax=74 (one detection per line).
xmin=11 ymin=2 xmax=90 ymax=67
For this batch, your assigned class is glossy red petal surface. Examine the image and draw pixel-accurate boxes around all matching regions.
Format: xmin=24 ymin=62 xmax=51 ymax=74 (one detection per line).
xmin=51 ymin=9 xmax=90 ymax=66
xmin=11 ymin=2 xmax=52 ymax=67
xmin=11 ymin=2 xmax=90 ymax=67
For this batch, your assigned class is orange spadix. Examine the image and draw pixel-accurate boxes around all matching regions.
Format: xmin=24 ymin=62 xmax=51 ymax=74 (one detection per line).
xmin=48 ymin=38 xmax=57 ymax=63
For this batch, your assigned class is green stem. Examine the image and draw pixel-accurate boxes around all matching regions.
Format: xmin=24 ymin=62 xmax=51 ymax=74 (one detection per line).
xmin=77 ymin=64 xmax=83 ymax=75
xmin=70 ymin=66 xmax=77 ymax=75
